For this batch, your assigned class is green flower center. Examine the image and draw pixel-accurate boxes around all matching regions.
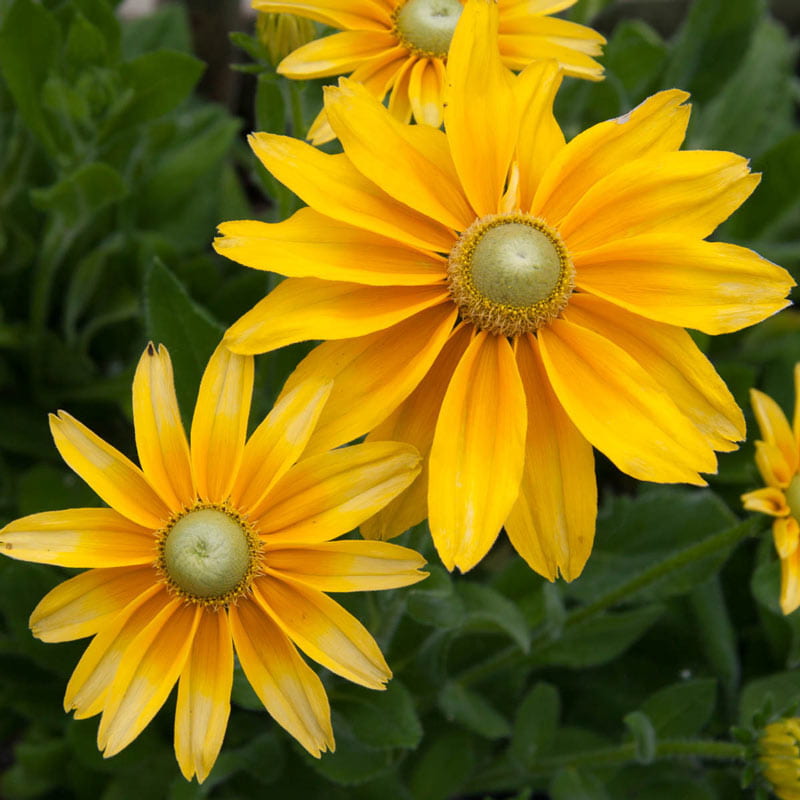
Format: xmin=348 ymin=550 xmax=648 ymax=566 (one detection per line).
xmin=787 ymin=474 xmax=800 ymax=523
xmin=159 ymin=507 xmax=258 ymax=605
xmin=447 ymin=214 xmax=574 ymax=337
xmin=394 ymin=0 xmax=463 ymax=58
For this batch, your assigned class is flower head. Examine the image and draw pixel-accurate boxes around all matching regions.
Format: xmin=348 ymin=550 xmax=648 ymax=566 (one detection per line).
xmin=0 ymin=343 xmax=425 ymax=782
xmin=253 ymin=0 xmax=605 ymax=143
xmin=742 ymin=364 xmax=800 ymax=614
xmin=214 ymin=0 xmax=794 ymax=579
xmin=760 ymin=717 xmax=800 ymax=799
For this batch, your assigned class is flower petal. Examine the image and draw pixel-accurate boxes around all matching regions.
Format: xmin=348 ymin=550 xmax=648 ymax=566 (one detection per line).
xmin=214 ymin=209 xmax=446 ymax=287
xmin=751 ymin=388 xmax=799 ymax=474
xmin=574 ymin=236 xmax=794 ymax=335
xmin=49 ymin=412 xmax=170 ymax=530
xmin=224 ymin=279 xmax=449 ymax=354
xmin=325 ymin=78 xmax=474 ymax=230
xmin=229 ymin=597 xmax=333 ymax=757
xmin=361 ymin=323 xmax=472 ymax=541
xmin=190 ymin=345 xmax=254 ymax=503
xmin=408 ymin=57 xmax=446 ymax=127
xmin=499 ymin=34 xmax=603 ymax=78
xmin=532 ymin=90 xmax=689 ymax=225
xmin=253 ymin=576 xmax=390 ymax=689
xmin=505 ymin=335 xmax=596 ymax=582
xmin=779 ymin=522 xmax=800 ymax=615
xmin=429 ymin=331 xmax=527 ymax=572
xmin=774 ymin=515 xmax=800 ymax=560
xmin=30 ymin=566 xmax=156 ymax=643
xmin=795 ymin=363 xmax=800 ymax=447
xmin=1 ymin=508 xmax=153 ymax=568
xmin=538 ymin=317 xmax=717 ymax=484
xmin=388 ymin=55 xmax=415 ymax=124
xmin=254 ymin=0 xmax=391 ymax=31
xmin=248 ymin=133 xmax=455 ymax=252
xmin=564 ymin=294 xmax=744 ymax=452
xmin=264 ymin=540 xmax=427 ymax=592
xmin=252 ymin=442 xmax=421 ymax=543
xmin=232 ymin=377 xmax=333 ymax=516
xmin=278 ymin=30 xmax=398 ymax=78
xmin=755 ymin=440 xmax=794 ymax=489
xmin=742 ymin=487 xmax=790 ymax=517
xmin=132 ymin=343 xmax=194 ymax=510
xmin=445 ymin=0 xmax=516 ymax=217
xmin=277 ymin=303 xmax=458 ymax=455
xmin=174 ymin=610 xmax=232 ymax=784
xmin=559 ymin=151 xmax=760 ymax=252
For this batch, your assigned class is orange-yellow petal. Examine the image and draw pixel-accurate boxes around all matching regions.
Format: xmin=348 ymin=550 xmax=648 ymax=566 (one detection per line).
xmin=499 ymin=35 xmax=603 ymax=78
xmin=49 ymin=412 xmax=170 ymax=530
xmin=505 ymin=335 xmax=596 ymax=582
xmin=428 ymin=331 xmax=527 ymax=572
xmin=229 ymin=596 xmax=333 ymax=757
xmin=278 ymin=30 xmax=398 ymax=78
xmin=779 ymin=533 xmax=800 ymax=615
xmin=538 ymin=318 xmax=717 ymax=485
xmin=190 ymin=345 xmax=254 ymax=504
xmin=742 ymin=487 xmax=790 ymax=517
xmin=175 ymin=610 xmax=232 ymax=784
xmin=263 ymin=539 xmax=427 ymax=592
xmin=408 ymin=56 xmax=446 ymax=128
xmin=774 ymin=515 xmax=800 ymax=560
xmin=30 ymin=566 xmax=156 ymax=643
xmin=755 ymin=440 xmax=794 ymax=489
xmin=251 ymin=441 xmax=421 ymax=542
xmin=387 ymin=55 xmax=415 ymax=125
xmin=224 ymin=279 xmax=449 ymax=354
xmin=132 ymin=343 xmax=194 ymax=510
xmin=751 ymin=388 xmax=799 ymax=475
xmin=254 ymin=0 xmax=392 ymax=30
xmin=214 ymin=209 xmax=446 ymax=286
xmin=795 ymin=363 xmax=800 ymax=447
xmin=253 ymin=576 xmax=390 ymax=689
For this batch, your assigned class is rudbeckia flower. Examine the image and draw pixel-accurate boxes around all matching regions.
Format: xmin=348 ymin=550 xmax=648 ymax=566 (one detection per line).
xmin=214 ymin=0 xmax=794 ymax=579
xmin=0 ymin=343 xmax=425 ymax=782
xmin=253 ymin=0 xmax=605 ymax=143
xmin=742 ymin=364 xmax=800 ymax=614
xmin=759 ymin=717 xmax=800 ymax=799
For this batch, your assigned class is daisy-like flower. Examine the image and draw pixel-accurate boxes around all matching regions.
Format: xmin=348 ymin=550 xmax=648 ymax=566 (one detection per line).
xmin=759 ymin=717 xmax=800 ymax=799
xmin=253 ymin=0 xmax=605 ymax=143
xmin=214 ymin=0 xmax=794 ymax=579
xmin=0 ymin=343 xmax=425 ymax=782
xmin=742 ymin=364 xmax=800 ymax=615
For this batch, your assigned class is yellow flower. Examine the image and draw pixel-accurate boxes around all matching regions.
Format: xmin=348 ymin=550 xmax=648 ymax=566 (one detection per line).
xmin=214 ymin=0 xmax=794 ymax=579
xmin=760 ymin=717 xmax=800 ymax=799
xmin=256 ymin=12 xmax=317 ymax=67
xmin=253 ymin=0 xmax=605 ymax=143
xmin=0 ymin=343 xmax=425 ymax=783
xmin=742 ymin=364 xmax=800 ymax=615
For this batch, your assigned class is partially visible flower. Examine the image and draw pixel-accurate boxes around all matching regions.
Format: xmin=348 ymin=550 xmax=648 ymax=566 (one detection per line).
xmin=252 ymin=0 xmax=605 ymax=143
xmin=0 ymin=343 xmax=425 ymax=783
xmin=742 ymin=364 xmax=800 ymax=614
xmin=256 ymin=11 xmax=316 ymax=67
xmin=760 ymin=717 xmax=800 ymax=799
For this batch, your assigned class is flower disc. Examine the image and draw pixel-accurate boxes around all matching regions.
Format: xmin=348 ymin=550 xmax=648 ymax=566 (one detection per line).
xmin=394 ymin=0 xmax=463 ymax=58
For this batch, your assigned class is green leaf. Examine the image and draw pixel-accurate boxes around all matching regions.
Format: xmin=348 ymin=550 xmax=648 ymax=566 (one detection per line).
xmin=457 ymin=582 xmax=531 ymax=653
xmin=740 ymin=671 xmax=800 ymax=724
xmin=406 ymin=564 xmax=465 ymax=629
xmin=65 ymin=12 xmax=107 ymax=67
xmin=340 ymin=680 xmax=422 ymax=750
xmin=604 ymin=20 xmax=667 ymax=102
xmin=623 ymin=711 xmax=657 ymax=764
xmin=31 ymin=162 xmax=126 ymax=224
xmin=550 ymin=768 xmax=609 ymax=800
xmin=510 ymin=682 xmax=561 ymax=767
xmin=438 ymin=681 xmax=510 ymax=740
xmin=143 ymin=258 xmax=224 ymax=419
xmin=306 ymin=722 xmax=394 ymax=786
xmin=121 ymin=3 xmax=192 ymax=57
xmin=639 ymin=679 xmax=717 ymax=738
xmin=409 ymin=730 xmax=476 ymax=800
xmin=256 ymin=73 xmax=287 ymax=134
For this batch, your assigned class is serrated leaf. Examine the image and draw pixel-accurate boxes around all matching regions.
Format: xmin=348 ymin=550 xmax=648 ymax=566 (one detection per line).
xmin=457 ymin=582 xmax=531 ymax=653
xmin=510 ymin=682 xmax=560 ymax=767
xmin=438 ymin=681 xmax=510 ymax=740
xmin=340 ymin=680 xmax=422 ymax=750
xmin=639 ymin=679 xmax=717 ymax=738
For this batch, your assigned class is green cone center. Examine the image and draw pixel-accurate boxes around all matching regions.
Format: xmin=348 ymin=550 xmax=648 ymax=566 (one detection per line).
xmin=395 ymin=0 xmax=463 ymax=57
xmin=471 ymin=223 xmax=563 ymax=308
xmin=787 ymin=474 xmax=800 ymax=524
xmin=163 ymin=509 xmax=250 ymax=599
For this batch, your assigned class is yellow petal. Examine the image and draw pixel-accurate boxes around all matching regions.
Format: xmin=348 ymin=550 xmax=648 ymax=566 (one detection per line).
xmin=254 ymin=0 xmax=391 ymax=30
xmin=232 ymin=377 xmax=333 ymax=516
xmin=774 ymin=516 xmax=800 ymax=560
xmin=538 ymin=318 xmax=717 ymax=484
xmin=564 ymin=294 xmax=744 ymax=452
xmin=98 ymin=600 xmax=200 ymax=758
xmin=229 ymin=597 xmax=333 ymax=756
xmin=1 ymin=508 xmax=153 ymax=568
xmin=30 ymin=566 xmax=156 ymax=643
xmin=499 ymin=34 xmax=603 ymax=78
xmin=361 ymin=323 xmax=472 ymax=541
xmin=175 ymin=610 xmax=232 ymax=784
xmin=795 ymin=363 xmax=800 ymax=447
xmin=751 ymin=388 xmax=799 ymax=475
xmin=779 ymin=532 xmax=800 ymax=615
xmin=252 ymin=442 xmax=421 ymax=543
xmin=500 ymin=12 xmax=604 ymax=47
xmin=132 ymin=343 xmax=194 ymax=510
xmin=559 ymin=151 xmax=760 ymax=252
xmin=278 ymin=30 xmax=397 ymax=78
xmin=64 ymin=585 xmax=168 ymax=718
xmin=445 ymin=0 xmax=516 ymax=217
xmin=532 ymin=90 xmax=689 ymax=224
xmin=574 ymin=236 xmax=794 ymax=335
xmin=514 ymin=59 xmax=564 ymax=210
xmin=408 ymin=56 xmax=446 ymax=127
xmin=248 ymin=133 xmax=455 ymax=252
xmin=224 ymin=278 xmax=449 ymax=354
xmin=190 ymin=345 xmax=254 ymax=503
xmin=500 ymin=0 xmax=577 ymax=15
xmin=387 ymin=55 xmax=415 ymax=124
xmin=324 ymin=78 xmax=474 ymax=230
xmin=253 ymin=576 xmax=390 ymax=689
xmin=214 ymin=209 xmax=446 ymax=286
xmin=742 ymin=487 xmax=790 ymax=517
xmin=49 ymin=412 xmax=170 ymax=530
xmin=505 ymin=335 xmax=596 ymax=582
xmin=263 ymin=539 xmax=427 ymax=592
xmin=755 ymin=440 xmax=794 ymax=489
xmin=429 ymin=331 xmax=527 ymax=572
xmin=276 ymin=303 xmax=458 ymax=455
